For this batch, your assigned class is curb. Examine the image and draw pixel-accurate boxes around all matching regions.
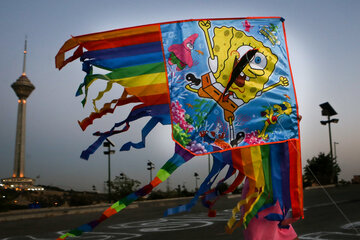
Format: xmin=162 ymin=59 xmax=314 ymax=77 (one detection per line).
xmin=0 ymin=204 xmax=111 ymax=222
xmin=0 ymin=195 xmax=241 ymax=222
xmin=0 ymin=197 xmax=191 ymax=222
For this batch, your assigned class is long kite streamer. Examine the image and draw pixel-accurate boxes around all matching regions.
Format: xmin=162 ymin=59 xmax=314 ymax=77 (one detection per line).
xmin=56 ymin=17 xmax=303 ymax=239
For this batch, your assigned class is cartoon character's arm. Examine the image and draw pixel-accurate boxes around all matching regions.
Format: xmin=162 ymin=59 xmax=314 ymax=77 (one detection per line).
xmin=274 ymin=102 xmax=292 ymax=115
xmin=262 ymin=76 xmax=289 ymax=93
xmin=199 ymin=20 xmax=218 ymax=73
xmin=198 ymin=21 xmax=214 ymax=59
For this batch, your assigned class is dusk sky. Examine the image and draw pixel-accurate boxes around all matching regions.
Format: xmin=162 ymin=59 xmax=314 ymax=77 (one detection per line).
xmin=1 ymin=0 xmax=359 ymax=192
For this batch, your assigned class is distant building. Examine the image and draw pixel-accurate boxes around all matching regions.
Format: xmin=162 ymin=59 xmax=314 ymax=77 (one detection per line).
xmin=1 ymin=40 xmax=42 ymax=191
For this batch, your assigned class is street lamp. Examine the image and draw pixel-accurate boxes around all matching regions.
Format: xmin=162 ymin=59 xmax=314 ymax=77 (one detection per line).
xmin=319 ymin=102 xmax=339 ymax=162
xmin=119 ymin=172 xmax=125 ymax=180
xmin=103 ymin=138 xmax=115 ymax=203
xmin=194 ymin=172 xmax=199 ymax=191
xmin=147 ymin=160 xmax=155 ymax=182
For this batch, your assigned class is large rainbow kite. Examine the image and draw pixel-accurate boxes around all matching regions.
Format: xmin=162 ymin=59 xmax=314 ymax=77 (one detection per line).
xmin=56 ymin=17 xmax=303 ymax=239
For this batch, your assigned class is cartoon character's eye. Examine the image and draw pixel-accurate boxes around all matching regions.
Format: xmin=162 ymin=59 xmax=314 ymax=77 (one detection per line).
xmin=236 ymin=46 xmax=253 ymax=59
xmin=236 ymin=46 xmax=267 ymax=70
xmin=250 ymin=53 xmax=267 ymax=70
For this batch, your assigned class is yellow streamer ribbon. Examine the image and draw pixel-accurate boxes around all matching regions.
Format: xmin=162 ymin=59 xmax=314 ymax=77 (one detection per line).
xmin=226 ymin=146 xmax=267 ymax=233
xmin=92 ymin=81 xmax=115 ymax=112
xmin=226 ymin=191 xmax=259 ymax=232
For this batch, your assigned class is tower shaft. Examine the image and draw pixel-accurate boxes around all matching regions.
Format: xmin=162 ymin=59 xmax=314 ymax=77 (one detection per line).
xmin=13 ymin=99 xmax=27 ymax=177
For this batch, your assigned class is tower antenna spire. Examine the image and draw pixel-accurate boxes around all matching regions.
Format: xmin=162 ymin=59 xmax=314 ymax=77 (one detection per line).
xmin=22 ymin=36 xmax=27 ymax=76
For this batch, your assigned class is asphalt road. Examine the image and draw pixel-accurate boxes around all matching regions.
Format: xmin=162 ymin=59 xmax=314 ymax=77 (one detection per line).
xmin=1 ymin=185 xmax=359 ymax=240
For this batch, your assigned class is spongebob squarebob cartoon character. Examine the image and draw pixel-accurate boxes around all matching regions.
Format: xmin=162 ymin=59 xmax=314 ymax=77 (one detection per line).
xmin=185 ymin=20 xmax=289 ymax=146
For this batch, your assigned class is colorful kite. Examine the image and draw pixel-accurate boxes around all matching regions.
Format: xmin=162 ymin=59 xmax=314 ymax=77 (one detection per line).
xmin=55 ymin=17 xmax=303 ymax=239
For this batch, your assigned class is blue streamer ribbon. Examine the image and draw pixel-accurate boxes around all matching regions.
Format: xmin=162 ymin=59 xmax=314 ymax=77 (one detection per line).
xmin=164 ymin=155 xmax=227 ymax=216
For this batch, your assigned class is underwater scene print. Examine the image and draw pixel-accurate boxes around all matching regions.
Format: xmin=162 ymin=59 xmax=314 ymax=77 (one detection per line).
xmin=161 ymin=19 xmax=299 ymax=154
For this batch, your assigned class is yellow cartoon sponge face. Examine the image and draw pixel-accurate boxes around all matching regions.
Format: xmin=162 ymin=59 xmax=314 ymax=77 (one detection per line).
xmin=212 ymin=27 xmax=278 ymax=103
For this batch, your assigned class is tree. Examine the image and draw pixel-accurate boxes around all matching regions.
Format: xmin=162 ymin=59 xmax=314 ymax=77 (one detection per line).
xmin=303 ymin=152 xmax=340 ymax=187
xmin=110 ymin=174 xmax=141 ymax=200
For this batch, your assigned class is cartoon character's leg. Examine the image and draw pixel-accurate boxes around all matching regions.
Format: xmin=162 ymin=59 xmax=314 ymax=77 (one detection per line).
xmin=226 ymin=116 xmax=245 ymax=147
xmin=258 ymin=121 xmax=270 ymax=139
xmin=185 ymin=73 xmax=201 ymax=93
xmin=185 ymin=73 xmax=213 ymax=99
xmin=169 ymin=52 xmax=186 ymax=71
xmin=230 ymin=131 xmax=245 ymax=147
xmin=228 ymin=117 xmax=235 ymax=143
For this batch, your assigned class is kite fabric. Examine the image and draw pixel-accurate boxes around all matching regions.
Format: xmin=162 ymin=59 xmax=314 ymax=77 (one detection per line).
xmin=55 ymin=17 xmax=303 ymax=239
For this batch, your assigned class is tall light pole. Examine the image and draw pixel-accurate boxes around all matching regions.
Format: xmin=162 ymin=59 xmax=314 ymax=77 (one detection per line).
xmin=147 ymin=160 xmax=155 ymax=182
xmin=194 ymin=172 xmax=199 ymax=191
xmin=320 ymin=102 xmax=339 ymax=183
xmin=208 ymin=155 xmax=211 ymax=173
xmin=319 ymin=102 xmax=339 ymax=162
xmin=334 ymin=142 xmax=339 ymax=159
xmin=103 ymin=138 xmax=115 ymax=203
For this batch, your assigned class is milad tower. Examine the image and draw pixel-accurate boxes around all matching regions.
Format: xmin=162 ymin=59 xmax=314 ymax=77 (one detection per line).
xmin=1 ymin=39 xmax=38 ymax=190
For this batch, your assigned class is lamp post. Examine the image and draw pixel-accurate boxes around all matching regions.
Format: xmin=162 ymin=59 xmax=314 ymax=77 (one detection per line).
xmin=208 ymin=155 xmax=211 ymax=173
xmin=147 ymin=160 xmax=155 ymax=182
xmin=319 ymin=102 xmax=339 ymax=162
xmin=103 ymin=138 xmax=115 ymax=203
xmin=320 ymin=102 xmax=339 ymax=183
xmin=334 ymin=142 xmax=339 ymax=159
xmin=194 ymin=172 xmax=199 ymax=191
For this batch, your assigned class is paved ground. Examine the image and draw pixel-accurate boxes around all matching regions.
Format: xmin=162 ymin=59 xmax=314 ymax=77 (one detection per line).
xmin=0 ymin=184 xmax=359 ymax=240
